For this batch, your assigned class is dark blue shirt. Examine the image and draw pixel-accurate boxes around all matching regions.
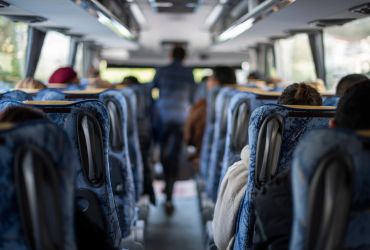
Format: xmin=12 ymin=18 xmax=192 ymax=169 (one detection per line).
xmin=152 ymin=60 xmax=195 ymax=125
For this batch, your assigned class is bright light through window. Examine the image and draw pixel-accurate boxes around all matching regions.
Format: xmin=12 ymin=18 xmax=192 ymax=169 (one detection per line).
xmin=34 ymin=31 xmax=71 ymax=83
xmin=324 ymin=17 xmax=370 ymax=91
xmin=278 ymin=34 xmax=316 ymax=84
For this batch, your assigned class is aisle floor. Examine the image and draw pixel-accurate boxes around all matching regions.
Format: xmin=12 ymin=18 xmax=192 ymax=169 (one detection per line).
xmin=145 ymin=180 xmax=204 ymax=250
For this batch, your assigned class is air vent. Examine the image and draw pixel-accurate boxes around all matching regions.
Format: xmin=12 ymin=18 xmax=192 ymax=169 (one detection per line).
xmin=349 ymin=3 xmax=370 ymax=15
xmin=0 ymin=0 xmax=10 ymax=8
xmin=309 ymin=19 xmax=356 ymax=28
xmin=2 ymin=15 xmax=47 ymax=23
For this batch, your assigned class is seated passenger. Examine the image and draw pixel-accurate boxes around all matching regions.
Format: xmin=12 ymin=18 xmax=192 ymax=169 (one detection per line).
xmin=120 ymin=76 xmax=139 ymax=85
xmin=253 ymin=80 xmax=370 ymax=250
xmin=184 ymin=66 xmax=236 ymax=162
xmin=15 ymin=77 xmax=47 ymax=89
xmin=0 ymin=106 xmax=50 ymax=122
xmin=335 ymin=73 xmax=368 ymax=96
xmin=49 ymin=67 xmax=80 ymax=85
xmin=213 ymin=83 xmax=322 ymax=250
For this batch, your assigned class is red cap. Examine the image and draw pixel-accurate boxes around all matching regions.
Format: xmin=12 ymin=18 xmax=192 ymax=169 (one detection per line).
xmin=48 ymin=67 xmax=77 ymax=84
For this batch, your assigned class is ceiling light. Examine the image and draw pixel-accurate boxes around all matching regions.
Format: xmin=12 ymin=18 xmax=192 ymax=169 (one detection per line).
xmin=217 ymin=18 xmax=255 ymax=43
xmin=129 ymin=3 xmax=147 ymax=25
xmin=204 ymin=4 xmax=224 ymax=27
xmin=152 ymin=2 xmax=173 ymax=7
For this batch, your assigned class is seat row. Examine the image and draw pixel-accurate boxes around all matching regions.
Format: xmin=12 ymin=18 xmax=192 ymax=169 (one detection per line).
xmin=197 ymin=85 xmax=347 ymax=250
xmin=0 ymin=86 xmax=151 ymax=250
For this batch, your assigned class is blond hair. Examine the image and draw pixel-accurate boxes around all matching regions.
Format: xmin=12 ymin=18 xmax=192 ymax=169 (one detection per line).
xmin=15 ymin=77 xmax=47 ymax=90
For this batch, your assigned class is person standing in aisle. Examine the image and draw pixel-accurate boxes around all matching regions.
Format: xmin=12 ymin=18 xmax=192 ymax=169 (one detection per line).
xmin=151 ymin=46 xmax=195 ymax=214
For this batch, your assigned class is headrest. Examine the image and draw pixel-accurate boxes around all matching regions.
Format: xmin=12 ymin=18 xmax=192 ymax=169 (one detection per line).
xmin=0 ymin=123 xmax=14 ymax=130
xmin=23 ymin=101 xmax=75 ymax=105
xmin=210 ymin=88 xmax=221 ymax=124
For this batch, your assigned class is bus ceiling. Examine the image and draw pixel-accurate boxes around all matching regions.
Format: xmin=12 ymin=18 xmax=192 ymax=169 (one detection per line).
xmin=0 ymin=0 xmax=370 ymax=67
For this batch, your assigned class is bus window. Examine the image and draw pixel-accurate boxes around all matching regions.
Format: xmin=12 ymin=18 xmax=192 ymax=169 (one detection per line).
xmin=193 ymin=68 xmax=212 ymax=83
xmin=34 ymin=31 xmax=70 ymax=82
xmin=278 ymin=34 xmax=316 ymax=83
xmin=324 ymin=17 xmax=370 ymax=91
xmin=74 ymin=42 xmax=84 ymax=79
xmin=99 ymin=60 xmax=155 ymax=84
xmin=0 ymin=16 xmax=28 ymax=89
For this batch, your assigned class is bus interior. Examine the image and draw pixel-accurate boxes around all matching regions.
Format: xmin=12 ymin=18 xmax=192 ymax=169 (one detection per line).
xmin=1 ymin=0 xmax=370 ymax=250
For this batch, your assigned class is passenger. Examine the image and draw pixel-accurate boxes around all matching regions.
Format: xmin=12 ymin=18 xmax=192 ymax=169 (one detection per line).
xmin=15 ymin=77 xmax=47 ymax=90
xmin=335 ymin=73 xmax=369 ymax=96
xmin=121 ymin=76 xmax=139 ymax=85
xmin=253 ymin=80 xmax=370 ymax=250
xmin=184 ymin=66 xmax=236 ymax=163
xmin=48 ymin=67 xmax=80 ymax=85
xmin=151 ymin=46 xmax=195 ymax=214
xmin=213 ymin=83 xmax=322 ymax=250
xmin=0 ymin=106 xmax=50 ymax=122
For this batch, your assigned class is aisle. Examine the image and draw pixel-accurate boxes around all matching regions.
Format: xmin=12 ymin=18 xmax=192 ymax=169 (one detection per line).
xmin=145 ymin=180 xmax=204 ymax=250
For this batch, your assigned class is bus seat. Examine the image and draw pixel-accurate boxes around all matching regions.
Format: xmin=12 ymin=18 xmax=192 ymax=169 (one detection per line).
xmin=290 ymin=128 xmax=370 ymax=250
xmin=0 ymin=100 xmax=123 ymax=248
xmin=0 ymin=90 xmax=32 ymax=101
xmin=0 ymin=120 xmax=77 ymax=250
xmin=128 ymin=84 xmax=151 ymax=121
xmin=118 ymin=87 xmax=145 ymax=201
xmin=205 ymin=87 xmax=237 ymax=203
xmin=322 ymin=96 xmax=340 ymax=107
xmin=233 ymin=104 xmax=336 ymax=250
xmin=199 ymin=86 xmax=221 ymax=180
xmin=218 ymin=91 xmax=280 ymax=192
xmin=40 ymin=90 xmax=138 ymax=237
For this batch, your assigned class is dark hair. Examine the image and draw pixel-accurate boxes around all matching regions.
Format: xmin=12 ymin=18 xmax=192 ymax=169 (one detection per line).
xmin=336 ymin=74 xmax=368 ymax=96
xmin=212 ymin=66 xmax=236 ymax=85
xmin=0 ymin=106 xmax=50 ymax=123
xmin=201 ymin=76 xmax=209 ymax=82
xmin=335 ymin=80 xmax=370 ymax=130
xmin=121 ymin=76 xmax=139 ymax=84
xmin=277 ymin=83 xmax=322 ymax=106
xmin=171 ymin=46 xmax=186 ymax=61
xmin=248 ymin=71 xmax=262 ymax=80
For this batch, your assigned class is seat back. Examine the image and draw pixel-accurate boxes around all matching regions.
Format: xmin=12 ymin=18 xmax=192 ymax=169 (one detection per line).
xmin=40 ymin=90 xmax=137 ymax=237
xmin=290 ymin=129 xmax=370 ymax=250
xmin=199 ymin=86 xmax=222 ymax=179
xmin=322 ymin=96 xmax=340 ymax=107
xmin=218 ymin=91 xmax=280 ymax=190
xmin=0 ymin=121 xmax=77 ymax=250
xmin=0 ymin=100 xmax=123 ymax=247
xmin=118 ymin=87 xmax=144 ymax=200
xmin=0 ymin=90 xmax=32 ymax=101
xmin=205 ymin=87 xmax=237 ymax=202
xmin=233 ymin=104 xmax=336 ymax=250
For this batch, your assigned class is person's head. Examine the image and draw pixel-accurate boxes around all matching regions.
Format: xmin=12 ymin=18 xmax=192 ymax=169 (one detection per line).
xmin=0 ymin=106 xmax=50 ymax=123
xmin=49 ymin=67 xmax=79 ymax=84
xmin=336 ymin=74 xmax=369 ymax=96
xmin=121 ymin=76 xmax=139 ymax=85
xmin=248 ymin=72 xmax=262 ymax=81
xmin=171 ymin=46 xmax=186 ymax=62
xmin=330 ymin=80 xmax=370 ymax=130
xmin=201 ymin=76 xmax=209 ymax=83
xmin=88 ymin=67 xmax=101 ymax=80
xmin=207 ymin=66 xmax=236 ymax=91
xmin=87 ymin=79 xmax=114 ymax=89
xmin=15 ymin=77 xmax=47 ymax=90
xmin=277 ymin=83 xmax=322 ymax=106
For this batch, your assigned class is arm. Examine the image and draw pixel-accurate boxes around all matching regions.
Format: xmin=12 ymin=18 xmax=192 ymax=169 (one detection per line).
xmin=212 ymin=160 xmax=249 ymax=250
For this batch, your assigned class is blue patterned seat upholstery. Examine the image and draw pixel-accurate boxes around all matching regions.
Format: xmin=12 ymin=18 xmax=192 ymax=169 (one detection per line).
xmin=205 ymin=87 xmax=237 ymax=202
xmin=233 ymin=104 xmax=335 ymax=250
xmin=290 ymin=128 xmax=370 ymax=250
xmin=322 ymin=96 xmax=340 ymax=107
xmin=218 ymin=91 xmax=280 ymax=190
xmin=199 ymin=87 xmax=222 ymax=179
xmin=0 ymin=100 xmax=123 ymax=248
xmin=118 ymin=87 xmax=144 ymax=200
xmin=0 ymin=120 xmax=77 ymax=250
xmin=0 ymin=90 xmax=32 ymax=101
xmin=40 ymin=90 xmax=137 ymax=237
